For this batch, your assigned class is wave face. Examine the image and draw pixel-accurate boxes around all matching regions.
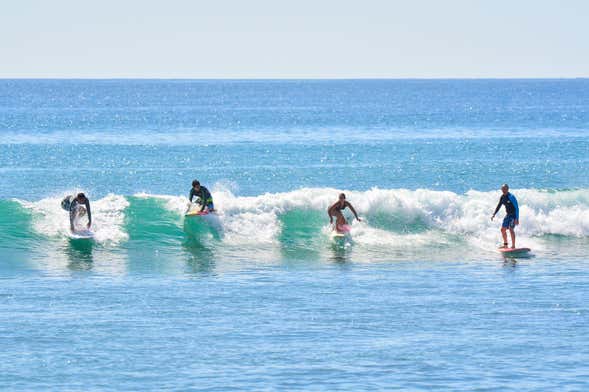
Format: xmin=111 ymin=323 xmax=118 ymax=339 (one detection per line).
xmin=4 ymin=188 xmax=588 ymax=261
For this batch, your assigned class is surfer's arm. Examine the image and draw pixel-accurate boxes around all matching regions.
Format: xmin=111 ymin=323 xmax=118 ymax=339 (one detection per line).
xmin=198 ymin=190 xmax=206 ymax=212
xmin=492 ymin=199 xmax=502 ymax=219
xmin=347 ymin=202 xmax=361 ymax=221
xmin=85 ymin=200 xmax=92 ymax=227
xmin=188 ymin=189 xmax=194 ymax=203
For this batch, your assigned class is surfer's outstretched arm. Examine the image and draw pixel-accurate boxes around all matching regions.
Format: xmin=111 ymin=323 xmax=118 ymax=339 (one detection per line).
xmin=199 ymin=190 xmax=206 ymax=212
xmin=491 ymin=199 xmax=502 ymax=220
xmin=346 ymin=202 xmax=361 ymax=222
xmin=85 ymin=200 xmax=92 ymax=228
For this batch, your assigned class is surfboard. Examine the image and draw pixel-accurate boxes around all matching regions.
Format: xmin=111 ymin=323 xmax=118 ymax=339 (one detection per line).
xmin=185 ymin=203 xmax=214 ymax=217
xmin=330 ymin=232 xmax=347 ymax=247
xmin=330 ymin=224 xmax=351 ymax=244
xmin=184 ymin=207 xmax=223 ymax=236
xmin=185 ymin=210 xmax=209 ymax=217
xmin=498 ymin=247 xmax=531 ymax=255
xmin=70 ymin=229 xmax=95 ymax=239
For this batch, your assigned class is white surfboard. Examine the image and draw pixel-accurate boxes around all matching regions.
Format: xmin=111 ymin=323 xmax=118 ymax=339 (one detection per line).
xmin=330 ymin=231 xmax=346 ymax=239
xmin=70 ymin=229 xmax=95 ymax=239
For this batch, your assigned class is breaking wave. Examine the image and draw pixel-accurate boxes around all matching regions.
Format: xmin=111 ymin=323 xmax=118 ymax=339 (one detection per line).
xmin=4 ymin=187 xmax=588 ymax=258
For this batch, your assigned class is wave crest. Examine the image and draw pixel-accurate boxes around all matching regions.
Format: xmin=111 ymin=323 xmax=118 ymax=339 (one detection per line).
xmin=7 ymin=187 xmax=589 ymax=253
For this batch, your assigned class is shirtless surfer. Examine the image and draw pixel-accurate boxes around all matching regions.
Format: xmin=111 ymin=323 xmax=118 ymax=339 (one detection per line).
xmin=328 ymin=193 xmax=361 ymax=233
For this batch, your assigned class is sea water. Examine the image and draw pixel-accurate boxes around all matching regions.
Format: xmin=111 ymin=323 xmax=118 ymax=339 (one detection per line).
xmin=1 ymin=79 xmax=588 ymax=390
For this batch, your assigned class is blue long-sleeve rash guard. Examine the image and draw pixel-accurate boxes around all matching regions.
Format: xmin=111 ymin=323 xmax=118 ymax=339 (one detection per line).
xmin=494 ymin=192 xmax=519 ymax=220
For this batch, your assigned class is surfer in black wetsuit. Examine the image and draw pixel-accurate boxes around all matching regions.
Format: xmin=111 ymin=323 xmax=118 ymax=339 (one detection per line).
xmin=189 ymin=180 xmax=215 ymax=212
xmin=61 ymin=193 xmax=92 ymax=231
xmin=328 ymin=193 xmax=361 ymax=231
xmin=491 ymin=184 xmax=520 ymax=248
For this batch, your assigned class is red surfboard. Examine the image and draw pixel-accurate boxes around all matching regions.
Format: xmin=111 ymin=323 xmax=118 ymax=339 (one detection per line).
xmin=498 ymin=247 xmax=531 ymax=255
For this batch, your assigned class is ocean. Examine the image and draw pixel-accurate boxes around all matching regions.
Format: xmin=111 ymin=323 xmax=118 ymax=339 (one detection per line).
xmin=1 ymin=79 xmax=588 ymax=390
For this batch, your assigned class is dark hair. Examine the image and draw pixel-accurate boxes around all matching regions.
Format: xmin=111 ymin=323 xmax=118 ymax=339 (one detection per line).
xmin=339 ymin=193 xmax=346 ymax=199
xmin=192 ymin=180 xmax=200 ymax=187
xmin=502 ymin=184 xmax=509 ymax=189
xmin=77 ymin=192 xmax=86 ymax=199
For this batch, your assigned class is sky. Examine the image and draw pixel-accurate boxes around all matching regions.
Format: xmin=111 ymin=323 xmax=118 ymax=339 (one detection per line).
xmin=1 ymin=0 xmax=588 ymax=78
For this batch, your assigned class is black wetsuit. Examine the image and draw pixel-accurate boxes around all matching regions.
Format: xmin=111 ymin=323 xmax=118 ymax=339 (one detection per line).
xmin=189 ymin=186 xmax=214 ymax=212
xmin=493 ymin=193 xmax=519 ymax=219
xmin=62 ymin=196 xmax=92 ymax=227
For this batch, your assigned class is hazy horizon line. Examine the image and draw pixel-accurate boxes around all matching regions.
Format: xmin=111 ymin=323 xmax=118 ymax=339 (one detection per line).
xmin=1 ymin=76 xmax=588 ymax=81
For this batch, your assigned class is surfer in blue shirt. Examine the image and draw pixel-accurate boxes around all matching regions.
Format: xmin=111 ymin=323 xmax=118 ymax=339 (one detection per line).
xmin=61 ymin=193 xmax=92 ymax=232
xmin=328 ymin=193 xmax=361 ymax=231
xmin=189 ymin=180 xmax=215 ymax=212
xmin=491 ymin=184 xmax=519 ymax=248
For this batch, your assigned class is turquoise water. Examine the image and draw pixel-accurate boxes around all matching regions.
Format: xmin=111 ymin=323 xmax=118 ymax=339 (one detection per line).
xmin=1 ymin=80 xmax=588 ymax=390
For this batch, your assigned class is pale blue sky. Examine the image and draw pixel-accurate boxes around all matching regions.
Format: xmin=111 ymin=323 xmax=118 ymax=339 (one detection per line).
xmin=1 ymin=0 xmax=588 ymax=78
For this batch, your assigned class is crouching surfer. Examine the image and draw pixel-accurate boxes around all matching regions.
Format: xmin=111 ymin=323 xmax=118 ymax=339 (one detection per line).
xmin=328 ymin=193 xmax=361 ymax=233
xmin=61 ymin=193 xmax=92 ymax=232
xmin=188 ymin=180 xmax=215 ymax=213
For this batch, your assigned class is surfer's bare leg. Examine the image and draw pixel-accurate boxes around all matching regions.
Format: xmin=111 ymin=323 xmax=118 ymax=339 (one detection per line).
xmin=509 ymin=228 xmax=516 ymax=248
xmin=500 ymin=227 xmax=508 ymax=247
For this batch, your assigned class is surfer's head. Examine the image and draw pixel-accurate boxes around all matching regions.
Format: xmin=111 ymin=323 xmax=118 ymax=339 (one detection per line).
xmin=192 ymin=180 xmax=201 ymax=191
xmin=76 ymin=192 xmax=87 ymax=202
xmin=339 ymin=193 xmax=346 ymax=201
xmin=501 ymin=184 xmax=509 ymax=194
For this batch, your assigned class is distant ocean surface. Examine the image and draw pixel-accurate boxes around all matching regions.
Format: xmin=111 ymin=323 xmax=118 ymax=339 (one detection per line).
xmin=1 ymin=80 xmax=588 ymax=390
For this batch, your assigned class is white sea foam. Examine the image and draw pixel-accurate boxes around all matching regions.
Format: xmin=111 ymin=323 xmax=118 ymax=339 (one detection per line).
xmin=19 ymin=193 xmax=129 ymax=244
xmin=151 ymin=186 xmax=589 ymax=251
xmin=14 ymin=187 xmax=589 ymax=257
